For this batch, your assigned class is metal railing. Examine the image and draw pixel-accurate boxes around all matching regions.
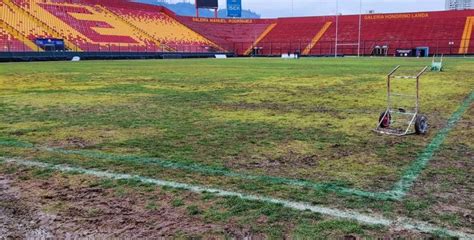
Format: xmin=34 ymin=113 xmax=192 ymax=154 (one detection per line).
xmin=233 ymin=38 xmax=472 ymax=56
xmin=0 ymin=39 xmax=472 ymax=56
xmin=0 ymin=40 xmax=232 ymax=54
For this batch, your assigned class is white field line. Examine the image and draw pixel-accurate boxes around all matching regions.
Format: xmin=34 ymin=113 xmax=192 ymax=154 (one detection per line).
xmin=2 ymin=157 xmax=473 ymax=239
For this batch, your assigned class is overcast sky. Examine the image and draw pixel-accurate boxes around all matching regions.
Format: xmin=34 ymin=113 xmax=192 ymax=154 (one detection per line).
xmin=173 ymin=0 xmax=446 ymax=18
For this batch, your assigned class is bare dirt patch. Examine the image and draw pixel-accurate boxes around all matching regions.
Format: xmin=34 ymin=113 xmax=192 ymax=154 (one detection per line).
xmin=402 ymin=113 xmax=474 ymax=232
xmin=49 ymin=137 xmax=93 ymax=149
xmin=0 ymin=174 xmax=55 ymax=238
xmin=0 ymin=163 xmax=445 ymax=238
xmin=0 ymin=167 xmax=225 ymax=238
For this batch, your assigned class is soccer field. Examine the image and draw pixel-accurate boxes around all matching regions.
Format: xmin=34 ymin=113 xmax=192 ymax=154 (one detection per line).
xmin=0 ymin=58 xmax=473 ymax=238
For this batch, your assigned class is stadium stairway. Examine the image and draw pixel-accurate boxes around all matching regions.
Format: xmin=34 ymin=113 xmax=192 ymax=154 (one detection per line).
xmin=459 ymin=16 xmax=473 ymax=54
xmin=93 ymin=5 xmax=170 ymax=51
xmin=162 ymin=17 xmax=225 ymax=53
xmin=302 ymin=21 xmax=332 ymax=55
xmin=13 ymin=0 xmax=93 ymax=51
xmin=4 ymin=0 xmax=81 ymax=51
xmin=256 ymin=17 xmax=333 ymax=55
xmin=40 ymin=1 xmax=154 ymax=51
xmin=243 ymin=23 xmax=277 ymax=55
xmin=306 ymin=11 xmax=474 ymax=56
xmin=0 ymin=19 xmax=37 ymax=51
xmin=1 ymin=0 xmax=55 ymax=50
xmin=103 ymin=3 xmax=219 ymax=52
xmin=177 ymin=16 xmax=274 ymax=55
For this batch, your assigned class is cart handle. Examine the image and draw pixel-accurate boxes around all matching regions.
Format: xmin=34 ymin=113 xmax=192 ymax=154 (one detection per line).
xmin=432 ymin=54 xmax=444 ymax=64
xmin=416 ymin=66 xmax=429 ymax=78
xmin=387 ymin=65 xmax=401 ymax=77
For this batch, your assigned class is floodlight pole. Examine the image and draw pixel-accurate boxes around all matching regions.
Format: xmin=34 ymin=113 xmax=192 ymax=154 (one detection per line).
xmin=358 ymin=0 xmax=362 ymax=57
xmin=335 ymin=0 xmax=339 ymax=58
xmin=291 ymin=0 xmax=294 ymax=17
xmin=195 ymin=0 xmax=199 ymax=17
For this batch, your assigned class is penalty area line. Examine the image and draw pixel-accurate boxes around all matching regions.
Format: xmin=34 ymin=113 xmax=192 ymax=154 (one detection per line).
xmin=389 ymin=91 xmax=474 ymax=199
xmin=1 ymin=157 xmax=473 ymax=239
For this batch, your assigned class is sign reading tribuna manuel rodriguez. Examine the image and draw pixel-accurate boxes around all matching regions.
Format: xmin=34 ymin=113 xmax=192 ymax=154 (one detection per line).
xmin=227 ymin=0 xmax=242 ymax=17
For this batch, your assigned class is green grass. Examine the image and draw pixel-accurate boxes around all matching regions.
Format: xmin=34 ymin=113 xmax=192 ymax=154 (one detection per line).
xmin=1 ymin=58 xmax=471 ymax=188
xmin=171 ymin=198 xmax=185 ymax=207
xmin=0 ymin=58 xmax=473 ymax=235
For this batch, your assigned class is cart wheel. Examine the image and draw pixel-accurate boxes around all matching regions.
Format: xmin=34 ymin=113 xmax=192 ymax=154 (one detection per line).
xmin=378 ymin=111 xmax=391 ymax=128
xmin=415 ymin=115 xmax=428 ymax=135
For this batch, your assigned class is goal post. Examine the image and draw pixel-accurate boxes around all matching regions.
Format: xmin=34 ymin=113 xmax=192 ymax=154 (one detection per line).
xmin=334 ymin=0 xmax=363 ymax=57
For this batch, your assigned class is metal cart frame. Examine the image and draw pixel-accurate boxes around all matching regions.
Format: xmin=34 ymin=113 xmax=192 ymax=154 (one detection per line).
xmin=431 ymin=54 xmax=444 ymax=71
xmin=374 ymin=65 xmax=429 ymax=136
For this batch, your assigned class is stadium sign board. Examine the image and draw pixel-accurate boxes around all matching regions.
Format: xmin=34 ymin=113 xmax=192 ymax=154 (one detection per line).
xmin=227 ymin=0 xmax=242 ymax=17
xmin=196 ymin=0 xmax=218 ymax=9
xmin=192 ymin=17 xmax=253 ymax=24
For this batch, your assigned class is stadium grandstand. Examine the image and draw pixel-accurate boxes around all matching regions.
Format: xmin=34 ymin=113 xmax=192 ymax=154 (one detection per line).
xmin=0 ymin=0 xmax=473 ymax=57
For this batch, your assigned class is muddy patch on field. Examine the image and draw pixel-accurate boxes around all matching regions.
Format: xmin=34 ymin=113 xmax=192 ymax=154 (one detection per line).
xmin=225 ymin=140 xmax=323 ymax=171
xmin=0 ymin=167 xmax=226 ymax=238
xmin=223 ymin=138 xmax=400 ymax=189
xmin=0 ymin=174 xmax=55 ymax=238
xmin=403 ymin=117 xmax=474 ymax=231
xmin=219 ymin=102 xmax=338 ymax=115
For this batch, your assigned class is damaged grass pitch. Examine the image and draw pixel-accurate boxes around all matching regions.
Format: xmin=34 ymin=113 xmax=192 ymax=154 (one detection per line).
xmin=1 ymin=58 xmax=471 ymax=188
xmin=0 ymin=58 xmax=473 ymax=235
xmin=0 ymin=164 xmax=394 ymax=238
